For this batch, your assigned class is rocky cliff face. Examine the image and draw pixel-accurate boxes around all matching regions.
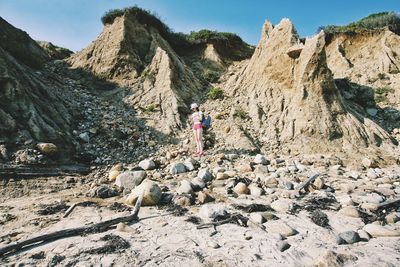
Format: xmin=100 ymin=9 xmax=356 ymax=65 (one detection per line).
xmin=0 ymin=16 xmax=50 ymax=68
xmin=326 ymin=29 xmax=400 ymax=81
xmin=2 ymin=12 xmax=399 ymax=164
xmin=0 ymin=40 xmax=76 ymax=156
xmin=221 ymin=19 xmax=396 ymax=160
xmin=126 ymin=46 xmax=202 ymax=133
xmin=0 ymin=16 xmax=75 ymax=151
xmin=325 ymin=29 xmax=400 ymax=107
xmin=36 ymin=41 xmax=73 ymax=60
xmin=68 ymin=14 xmax=204 ymax=133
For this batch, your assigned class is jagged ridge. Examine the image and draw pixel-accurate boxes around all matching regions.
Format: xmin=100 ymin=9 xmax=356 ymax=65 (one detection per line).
xmin=68 ymin=12 xmax=205 ymax=133
xmin=222 ymin=19 xmax=397 ymax=161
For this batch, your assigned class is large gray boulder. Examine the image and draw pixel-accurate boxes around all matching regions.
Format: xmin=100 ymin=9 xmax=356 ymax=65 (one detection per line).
xmin=170 ymin=162 xmax=187 ymax=175
xmin=197 ymin=168 xmax=213 ymax=182
xmin=254 ymin=154 xmax=268 ymax=165
xmin=139 ymin=159 xmax=156 ymax=170
xmin=199 ymin=204 xmax=228 ymax=222
xmin=115 ymin=171 xmax=147 ymax=190
xmin=177 ymin=180 xmax=194 ymax=195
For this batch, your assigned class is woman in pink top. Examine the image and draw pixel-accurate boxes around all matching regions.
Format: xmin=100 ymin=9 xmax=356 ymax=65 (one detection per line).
xmin=190 ymin=103 xmax=204 ymax=156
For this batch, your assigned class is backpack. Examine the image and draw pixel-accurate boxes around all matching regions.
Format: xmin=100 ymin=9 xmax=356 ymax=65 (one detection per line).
xmin=202 ymin=115 xmax=212 ymax=129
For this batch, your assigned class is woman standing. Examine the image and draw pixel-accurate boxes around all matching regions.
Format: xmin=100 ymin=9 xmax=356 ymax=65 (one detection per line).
xmin=190 ymin=103 xmax=204 ymax=156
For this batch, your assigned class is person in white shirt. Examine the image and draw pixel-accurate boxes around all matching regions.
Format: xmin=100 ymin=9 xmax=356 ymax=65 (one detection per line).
xmin=190 ymin=103 xmax=204 ymax=156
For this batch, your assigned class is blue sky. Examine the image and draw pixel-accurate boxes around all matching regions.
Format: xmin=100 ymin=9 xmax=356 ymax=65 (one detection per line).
xmin=0 ymin=0 xmax=398 ymax=51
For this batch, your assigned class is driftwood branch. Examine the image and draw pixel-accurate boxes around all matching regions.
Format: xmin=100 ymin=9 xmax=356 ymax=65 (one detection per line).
xmin=196 ymin=213 xmax=247 ymax=229
xmin=376 ymin=198 xmax=400 ymax=210
xmin=63 ymin=203 xmax=78 ymax=218
xmin=197 ymin=217 xmax=234 ymax=229
xmin=0 ymin=194 xmax=143 ymax=257
xmin=0 ymin=164 xmax=90 ymax=179
xmin=295 ymin=174 xmax=319 ymax=191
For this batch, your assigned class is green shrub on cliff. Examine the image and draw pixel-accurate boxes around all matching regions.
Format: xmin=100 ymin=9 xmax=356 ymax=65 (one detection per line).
xmin=319 ymin=12 xmax=400 ymax=34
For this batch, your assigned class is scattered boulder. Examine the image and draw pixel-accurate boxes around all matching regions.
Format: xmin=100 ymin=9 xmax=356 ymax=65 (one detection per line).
xmin=116 ymin=222 xmax=135 ymax=233
xmin=197 ymin=168 xmax=213 ymax=182
xmin=277 ymin=240 xmax=291 ymax=252
xmin=271 ymin=158 xmax=285 ymax=166
xmin=314 ymin=250 xmax=358 ymax=267
xmin=271 ymin=199 xmax=293 ymax=213
xmin=282 ymin=181 xmax=294 ymax=190
xmin=264 ymin=221 xmax=296 ymax=237
xmin=225 ymin=170 xmax=237 ymax=177
xmin=199 ymin=204 xmax=228 ymax=222
xmin=197 ymin=191 xmax=215 ymax=204
xmin=108 ymin=170 xmax=121 ymax=182
xmin=263 ymin=212 xmax=278 ymax=221
xmin=115 ymin=171 xmax=147 ymax=190
xmin=173 ymin=194 xmax=193 ymax=206
xmin=366 ymin=168 xmax=378 ymax=179
xmin=362 ymin=158 xmax=377 ymax=169
xmin=254 ymin=154 xmax=268 ymax=165
xmin=170 ymin=163 xmax=187 ymax=175
xmin=36 ymin=143 xmax=58 ymax=156
xmin=375 ymin=187 xmax=395 ymax=197
xmin=254 ymin=165 xmax=269 ymax=175
xmin=233 ymin=182 xmax=249 ymax=195
xmin=264 ymin=177 xmax=279 ymax=188
xmin=139 ymin=159 xmax=156 ymax=170
xmin=337 ymin=231 xmax=360 ymax=245
xmin=360 ymin=193 xmax=384 ymax=204
xmin=207 ymin=241 xmax=220 ymax=249
xmin=89 ymin=185 xmax=119 ymax=199
xmin=244 ymin=231 xmax=253 ymax=240
xmin=191 ymin=177 xmax=206 ymax=191
xmin=385 ymin=212 xmax=400 ymax=224
xmin=184 ymin=158 xmax=198 ymax=171
xmin=177 ymin=180 xmax=193 ymax=195
xmin=249 ymin=184 xmax=263 ymax=197
xmin=250 ymin=213 xmax=266 ymax=224
xmin=336 ymin=195 xmax=354 ymax=206
xmin=312 ymin=177 xmax=325 ymax=190
xmin=111 ymin=163 xmax=123 ymax=172
xmin=213 ymin=167 xmax=225 ymax=175
xmin=238 ymin=163 xmax=253 ymax=173
xmin=126 ymin=180 xmax=162 ymax=206
xmin=348 ymin=171 xmax=360 ymax=179
xmin=79 ymin=132 xmax=90 ymax=143
xmin=363 ymin=223 xmax=400 ymax=237
xmin=225 ymin=154 xmax=239 ymax=161
xmin=357 ymin=230 xmax=370 ymax=241
xmin=216 ymin=172 xmax=229 ymax=180
xmin=360 ymin=202 xmax=379 ymax=211
xmin=14 ymin=149 xmax=41 ymax=165
xmin=337 ymin=206 xmax=360 ymax=218
xmin=287 ymin=165 xmax=298 ymax=173
xmin=340 ymin=183 xmax=356 ymax=193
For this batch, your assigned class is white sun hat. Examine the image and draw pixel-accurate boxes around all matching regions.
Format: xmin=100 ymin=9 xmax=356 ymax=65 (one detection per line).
xmin=190 ymin=103 xmax=198 ymax=109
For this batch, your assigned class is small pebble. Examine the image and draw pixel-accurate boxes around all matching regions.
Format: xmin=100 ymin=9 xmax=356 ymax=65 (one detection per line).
xmin=277 ymin=241 xmax=290 ymax=252
xmin=208 ymin=241 xmax=220 ymax=249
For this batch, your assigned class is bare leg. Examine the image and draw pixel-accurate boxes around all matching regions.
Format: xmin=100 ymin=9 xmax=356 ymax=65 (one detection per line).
xmin=197 ymin=128 xmax=203 ymax=155
xmin=193 ymin=130 xmax=199 ymax=153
